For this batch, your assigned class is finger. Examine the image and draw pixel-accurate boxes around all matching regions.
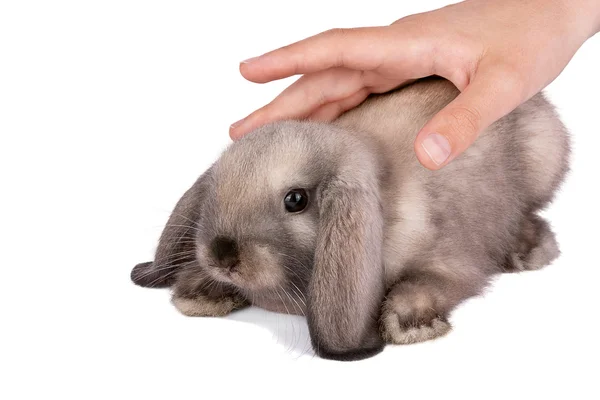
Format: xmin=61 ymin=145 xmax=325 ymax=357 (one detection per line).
xmin=230 ymin=68 xmax=365 ymax=139
xmin=309 ymin=88 xmax=372 ymax=122
xmin=240 ymin=26 xmax=401 ymax=84
xmin=414 ymin=68 xmax=527 ymax=170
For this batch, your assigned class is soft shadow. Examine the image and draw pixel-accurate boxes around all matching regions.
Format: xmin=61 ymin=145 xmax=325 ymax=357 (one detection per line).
xmin=225 ymin=306 xmax=315 ymax=358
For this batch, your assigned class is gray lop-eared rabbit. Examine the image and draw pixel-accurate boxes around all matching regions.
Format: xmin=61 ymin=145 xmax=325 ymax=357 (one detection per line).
xmin=131 ymin=77 xmax=570 ymax=361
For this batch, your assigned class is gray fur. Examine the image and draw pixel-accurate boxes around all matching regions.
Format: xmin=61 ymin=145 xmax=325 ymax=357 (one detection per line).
xmin=131 ymin=77 xmax=570 ymax=361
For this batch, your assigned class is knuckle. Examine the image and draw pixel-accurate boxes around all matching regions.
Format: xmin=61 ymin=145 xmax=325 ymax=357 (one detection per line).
xmin=259 ymin=103 xmax=279 ymax=121
xmin=319 ymin=28 xmax=353 ymax=67
xmin=323 ymin=27 xmax=350 ymax=39
xmin=247 ymin=105 xmax=274 ymax=127
xmin=446 ymin=106 xmax=482 ymax=145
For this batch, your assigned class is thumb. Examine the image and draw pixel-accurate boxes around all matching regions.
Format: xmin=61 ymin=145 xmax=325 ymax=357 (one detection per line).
xmin=414 ymin=70 xmax=527 ymax=170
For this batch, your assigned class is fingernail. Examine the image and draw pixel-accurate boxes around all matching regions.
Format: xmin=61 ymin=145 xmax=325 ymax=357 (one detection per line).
xmin=230 ymin=117 xmax=245 ymax=130
xmin=241 ymin=56 xmax=259 ymax=64
xmin=421 ymin=133 xmax=451 ymax=165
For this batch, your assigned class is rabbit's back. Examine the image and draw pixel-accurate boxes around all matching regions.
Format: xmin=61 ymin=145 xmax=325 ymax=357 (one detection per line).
xmin=335 ymin=78 xmax=570 ymax=282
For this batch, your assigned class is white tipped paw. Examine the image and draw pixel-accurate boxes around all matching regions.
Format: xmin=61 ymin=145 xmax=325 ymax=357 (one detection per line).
xmin=380 ymin=285 xmax=451 ymax=344
xmin=381 ymin=312 xmax=451 ymax=344
xmin=172 ymin=295 xmax=246 ymax=317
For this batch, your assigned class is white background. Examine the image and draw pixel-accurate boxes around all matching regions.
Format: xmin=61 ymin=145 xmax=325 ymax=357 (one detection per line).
xmin=1 ymin=1 xmax=599 ymax=399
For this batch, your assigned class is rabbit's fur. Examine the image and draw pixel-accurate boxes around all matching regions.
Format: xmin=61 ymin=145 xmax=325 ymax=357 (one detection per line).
xmin=131 ymin=77 xmax=570 ymax=361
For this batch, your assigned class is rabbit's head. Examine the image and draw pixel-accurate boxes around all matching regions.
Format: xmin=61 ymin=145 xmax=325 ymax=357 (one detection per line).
xmin=132 ymin=121 xmax=386 ymax=360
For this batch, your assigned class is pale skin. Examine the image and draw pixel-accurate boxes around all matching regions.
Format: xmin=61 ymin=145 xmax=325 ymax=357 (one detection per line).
xmin=229 ymin=0 xmax=600 ymax=170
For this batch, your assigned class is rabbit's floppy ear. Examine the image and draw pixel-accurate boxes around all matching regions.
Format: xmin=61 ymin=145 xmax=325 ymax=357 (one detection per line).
xmin=131 ymin=169 xmax=212 ymax=288
xmin=307 ymin=161 xmax=385 ymax=361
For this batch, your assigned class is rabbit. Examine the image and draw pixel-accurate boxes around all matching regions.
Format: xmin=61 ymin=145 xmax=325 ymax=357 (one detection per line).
xmin=131 ymin=77 xmax=570 ymax=361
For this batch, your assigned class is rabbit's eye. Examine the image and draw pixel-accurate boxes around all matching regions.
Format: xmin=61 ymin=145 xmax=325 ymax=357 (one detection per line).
xmin=284 ymin=189 xmax=308 ymax=213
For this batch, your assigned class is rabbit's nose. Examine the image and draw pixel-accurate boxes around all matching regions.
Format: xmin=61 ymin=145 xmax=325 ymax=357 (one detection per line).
xmin=210 ymin=236 xmax=239 ymax=269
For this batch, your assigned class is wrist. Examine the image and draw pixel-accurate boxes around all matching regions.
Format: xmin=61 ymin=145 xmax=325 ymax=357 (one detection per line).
xmin=554 ymin=0 xmax=600 ymax=39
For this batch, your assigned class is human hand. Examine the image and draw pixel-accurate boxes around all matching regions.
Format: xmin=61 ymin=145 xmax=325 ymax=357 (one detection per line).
xmin=230 ymin=0 xmax=600 ymax=169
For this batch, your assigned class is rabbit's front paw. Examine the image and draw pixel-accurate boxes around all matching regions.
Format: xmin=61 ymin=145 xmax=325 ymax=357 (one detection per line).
xmin=380 ymin=282 xmax=451 ymax=344
xmin=171 ymin=294 xmax=247 ymax=317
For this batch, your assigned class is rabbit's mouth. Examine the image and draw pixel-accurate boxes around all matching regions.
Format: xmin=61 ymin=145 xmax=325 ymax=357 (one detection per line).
xmin=204 ymin=257 xmax=288 ymax=295
xmin=195 ymin=238 xmax=310 ymax=310
xmin=249 ymin=289 xmax=307 ymax=316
